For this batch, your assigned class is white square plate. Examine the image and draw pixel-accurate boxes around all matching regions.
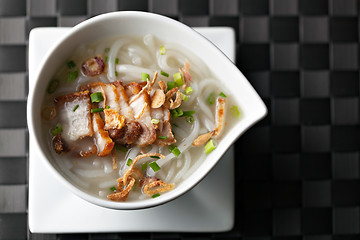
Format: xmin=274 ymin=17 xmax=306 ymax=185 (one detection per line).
xmin=28 ymin=27 xmax=235 ymax=233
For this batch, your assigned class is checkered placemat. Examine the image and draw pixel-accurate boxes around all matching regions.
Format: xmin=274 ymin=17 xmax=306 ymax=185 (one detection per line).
xmin=1 ymin=0 xmax=359 ymax=239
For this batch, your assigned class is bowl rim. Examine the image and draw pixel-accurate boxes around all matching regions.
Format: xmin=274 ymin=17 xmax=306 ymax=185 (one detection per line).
xmin=27 ymin=11 xmax=267 ymax=210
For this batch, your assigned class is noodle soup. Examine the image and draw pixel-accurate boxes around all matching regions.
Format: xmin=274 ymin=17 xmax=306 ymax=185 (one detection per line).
xmin=41 ymin=35 xmax=239 ymax=202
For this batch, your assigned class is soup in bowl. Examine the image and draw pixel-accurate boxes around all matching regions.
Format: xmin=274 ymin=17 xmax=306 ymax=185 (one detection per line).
xmin=27 ymin=11 xmax=267 ymax=210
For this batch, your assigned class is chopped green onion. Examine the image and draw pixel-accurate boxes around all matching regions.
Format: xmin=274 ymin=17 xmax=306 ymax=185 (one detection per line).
xmin=167 ymin=81 xmax=176 ymax=90
xmin=104 ymin=47 xmax=110 ymax=53
xmin=170 ymin=108 xmax=183 ymax=118
xmin=186 ymin=116 xmax=194 ymax=123
xmin=141 ymin=73 xmax=150 ymax=81
xmin=185 ymin=87 xmax=193 ymax=95
xmin=110 ymin=186 xmax=117 ymax=192
xmin=151 ymin=119 xmax=160 ymax=124
xmin=106 ymin=105 xmax=110 ymax=109
xmin=205 ymin=139 xmax=217 ymax=154
xmin=116 ymin=144 xmax=128 ymax=152
xmin=169 ymin=145 xmax=181 ymax=157
xmin=73 ymin=104 xmax=79 ymax=112
xmin=51 ymin=124 xmax=63 ymax=136
xmin=150 ymin=156 xmax=161 ymax=159
xmin=173 ymin=72 xmax=183 ymax=87
xmin=230 ymin=105 xmax=240 ymax=118
xmin=207 ymin=92 xmax=216 ymax=105
xmin=149 ymin=161 xmax=161 ymax=172
xmin=158 ymin=136 xmax=167 ymax=139
xmin=90 ymin=92 xmax=104 ymax=103
xmin=66 ymin=70 xmax=78 ymax=83
xmin=126 ymin=158 xmax=133 ymax=166
xmin=160 ymin=70 xmax=169 ymax=77
xmin=181 ymin=93 xmax=189 ymax=101
xmin=160 ymin=45 xmax=166 ymax=55
xmin=67 ymin=60 xmax=76 ymax=69
xmin=115 ymin=71 xmax=118 ymax=77
xmin=91 ymin=108 xmax=104 ymax=113
xmin=47 ymin=79 xmax=59 ymax=94
xmin=105 ymin=56 xmax=108 ymax=62
xmin=115 ymin=58 xmax=119 ymax=64
xmin=152 ymin=193 xmax=160 ymax=198
xmin=182 ymin=110 xmax=195 ymax=117
xmin=141 ymin=162 xmax=148 ymax=171
xmin=219 ymin=92 xmax=227 ymax=98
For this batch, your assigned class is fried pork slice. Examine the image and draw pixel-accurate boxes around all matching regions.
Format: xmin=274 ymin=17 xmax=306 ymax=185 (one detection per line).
xmin=151 ymin=106 xmax=176 ymax=146
xmin=127 ymin=83 xmax=156 ymax=147
xmin=103 ymin=109 xmax=125 ymax=130
xmin=54 ymin=91 xmax=93 ymax=142
xmin=213 ymin=97 xmax=226 ymax=137
xmin=102 ymin=84 xmax=120 ymax=110
xmin=79 ymin=82 xmax=106 ymax=114
xmin=112 ymin=81 xmax=135 ymax=120
xmin=92 ymin=113 xmax=115 ymax=156
xmin=108 ymin=121 xmax=142 ymax=145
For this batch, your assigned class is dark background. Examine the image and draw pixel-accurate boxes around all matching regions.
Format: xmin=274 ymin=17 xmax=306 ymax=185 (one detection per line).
xmin=1 ymin=0 xmax=359 ymax=239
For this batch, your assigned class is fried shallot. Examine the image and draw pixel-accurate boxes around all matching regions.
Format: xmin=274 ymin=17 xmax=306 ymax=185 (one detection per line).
xmin=143 ymin=179 xmax=175 ymax=197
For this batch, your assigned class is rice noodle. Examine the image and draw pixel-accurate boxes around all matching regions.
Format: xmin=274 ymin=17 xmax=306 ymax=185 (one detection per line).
xmin=107 ymin=39 xmax=128 ymax=82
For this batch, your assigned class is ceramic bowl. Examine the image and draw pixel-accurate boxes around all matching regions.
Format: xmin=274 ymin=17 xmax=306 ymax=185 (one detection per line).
xmin=27 ymin=11 xmax=267 ymax=210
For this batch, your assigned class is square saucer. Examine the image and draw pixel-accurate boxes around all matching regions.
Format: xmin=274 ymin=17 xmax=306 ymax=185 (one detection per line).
xmin=28 ymin=27 xmax=235 ymax=233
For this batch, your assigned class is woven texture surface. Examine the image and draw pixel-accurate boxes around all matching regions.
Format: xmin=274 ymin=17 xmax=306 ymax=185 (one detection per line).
xmin=1 ymin=0 xmax=360 ymax=239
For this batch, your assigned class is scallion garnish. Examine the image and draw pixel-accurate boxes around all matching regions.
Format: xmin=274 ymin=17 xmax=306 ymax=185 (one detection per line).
xmin=207 ymin=92 xmax=216 ymax=105
xmin=110 ymin=186 xmax=117 ymax=192
xmin=66 ymin=70 xmax=78 ymax=83
xmin=182 ymin=110 xmax=195 ymax=117
xmin=169 ymin=145 xmax=181 ymax=157
xmin=230 ymin=105 xmax=240 ymax=117
xmin=106 ymin=105 xmax=110 ymax=109
xmin=141 ymin=162 xmax=148 ymax=171
xmin=47 ymin=79 xmax=59 ymax=94
xmin=185 ymin=87 xmax=193 ymax=95
xmin=115 ymin=71 xmax=118 ymax=77
xmin=141 ymin=73 xmax=150 ymax=81
xmin=104 ymin=47 xmax=110 ymax=53
xmin=160 ymin=70 xmax=169 ymax=77
xmin=67 ymin=60 xmax=76 ymax=69
xmin=219 ymin=92 xmax=227 ymax=98
xmin=205 ymin=139 xmax=217 ymax=154
xmin=167 ymin=81 xmax=176 ymax=90
xmin=181 ymin=93 xmax=189 ymax=101
xmin=115 ymin=58 xmax=119 ymax=64
xmin=152 ymin=193 xmax=160 ymax=198
xmin=158 ymin=136 xmax=167 ymax=139
xmin=126 ymin=158 xmax=133 ymax=166
xmin=90 ymin=92 xmax=104 ymax=103
xmin=105 ymin=56 xmax=108 ymax=62
xmin=173 ymin=72 xmax=183 ymax=87
xmin=73 ymin=104 xmax=79 ymax=112
xmin=149 ymin=161 xmax=161 ymax=172
xmin=160 ymin=45 xmax=166 ymax=55
xmin=91 ymin=108 xmax=104 ymax=113
xmin=150 ymin=156 xmax=161 ymax=159
xmin=151 ymin=119 xmax=160 ymax=124
xmin=51 ymin=124 xmax=63 ymax=136
xmin=170 ymin=108 xmax=183 ymax=118
xmin=186 ymin=116 xmax=194 ymax=123
xmin=115 ymin=144 xmax=128 ymax=152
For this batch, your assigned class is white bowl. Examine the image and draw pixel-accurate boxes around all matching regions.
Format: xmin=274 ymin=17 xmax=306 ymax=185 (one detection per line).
xmin=27 ymin=11 xmax=267 ymax=210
